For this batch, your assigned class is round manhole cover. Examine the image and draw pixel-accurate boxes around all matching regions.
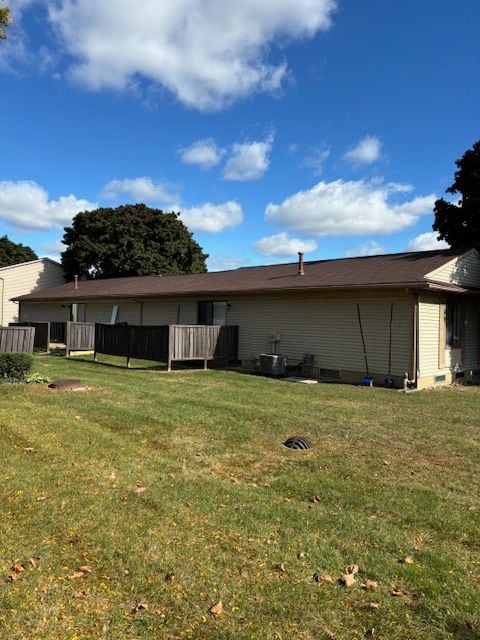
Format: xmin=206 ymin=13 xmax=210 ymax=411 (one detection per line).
xmin=283 ymin=436 xmax=312 ymax=450
xmin=48 ymin=379 xmax=87 ymax=391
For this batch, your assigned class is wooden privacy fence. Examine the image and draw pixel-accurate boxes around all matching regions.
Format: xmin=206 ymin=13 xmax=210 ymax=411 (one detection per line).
xmin=93 ymin=323 xmax=238 ymax=369
xmin=66 ymin=321 xmax=95 ymax=355
xmin=10 ymin=322 xmax=50 ymax=350
xmin=0 ymin=326 xmax=35 ymax=354
xmin=168 ymin=324 xmax=239 ymax=370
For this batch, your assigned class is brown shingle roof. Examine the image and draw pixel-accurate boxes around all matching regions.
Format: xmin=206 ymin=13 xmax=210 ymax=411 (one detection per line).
xmin=16 ymin=249 xmax=465 ymax=302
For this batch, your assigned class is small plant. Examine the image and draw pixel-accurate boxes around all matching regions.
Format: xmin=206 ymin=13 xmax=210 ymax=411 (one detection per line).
xmin=0 ymin=352 xmax=33 ymax=382
xmin=25 ymin=372 xmax=52 ymax=384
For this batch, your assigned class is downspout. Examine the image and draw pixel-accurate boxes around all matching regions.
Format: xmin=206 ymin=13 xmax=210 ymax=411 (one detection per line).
xmin=412 ymin=293 xmax=419 ymax=388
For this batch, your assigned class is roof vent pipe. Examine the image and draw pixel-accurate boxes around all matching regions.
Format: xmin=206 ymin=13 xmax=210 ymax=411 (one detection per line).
xmin=298 ymin=252 xmax=304 ymax=276
xmin=74 ymin=275 xmax=79 ymax=290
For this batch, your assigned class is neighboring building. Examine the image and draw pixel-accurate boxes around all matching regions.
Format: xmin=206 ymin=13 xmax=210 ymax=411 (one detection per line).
xmin=1 ymin=258 xmax=65 ymax=326
xmin=15 ymin=249 xmax=480 ymax=389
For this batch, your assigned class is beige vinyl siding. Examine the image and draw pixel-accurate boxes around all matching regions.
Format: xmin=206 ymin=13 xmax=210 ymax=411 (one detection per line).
xmin=142 ymin=300 xmax=197 ymax=325
xmin=418 ymin=296 xmax=441 ymax=376
xmin=20 ymin=302 xmax=71 ymax=322
xmin=427 ymin=250 xmax=480 ymax=288
xmin=84 ymin=301 xmax=141 ymax=325
xmin=227 ymin=295 xmax=412 ymax=376
xmin=1 ymin=260 xmax=64 ymax=325
xmin=464 ymin=298 xmax=480 ymax=369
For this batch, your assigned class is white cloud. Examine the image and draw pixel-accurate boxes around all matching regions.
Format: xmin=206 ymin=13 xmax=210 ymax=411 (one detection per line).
xmin=253 ymin=232 xmax=317 ymax=257
xmin=406 ymin=232 xmax=450 ymax=252
xmin=100 ymin=177 xmax=180 ymax=209
xmin=179 ymin=139 xmax=225 ymax=169
xmin=303 ymin=145 xmax=330 ymax=175
xmin=44 ymin=0 xmax=336 ymax=111
xmin=345 ymin=240 xmax=386 ymax=257
xmin=0 ymin=180 xmax=96 ymax=229
xmin=180 ymin=201 xmax=243 ymax=233
xmin=265 ymin=179 xmax=436 ymax=237
xmin=223 ymin=136 xmax=273 ymax=181
xmin=344 ymin=135 xmax=382 ymax=165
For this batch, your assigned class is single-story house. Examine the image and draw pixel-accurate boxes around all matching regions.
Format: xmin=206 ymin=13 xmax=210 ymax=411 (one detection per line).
xmin=0 ymin=257 xmax=65 ymax=326
xmin=15 ymin=248 xmax=480 ymax=389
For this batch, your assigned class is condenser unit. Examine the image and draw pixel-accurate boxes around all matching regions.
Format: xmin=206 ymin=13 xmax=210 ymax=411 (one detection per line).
xmin=259 ymin=353 xmax=287 ymax=376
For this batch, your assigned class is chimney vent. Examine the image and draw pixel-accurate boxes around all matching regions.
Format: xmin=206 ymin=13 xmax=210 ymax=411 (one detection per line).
xmin=74 ymin=275 xmax=79 ymax=290
xmin=298 ymin=252 xmax=305 ymax=276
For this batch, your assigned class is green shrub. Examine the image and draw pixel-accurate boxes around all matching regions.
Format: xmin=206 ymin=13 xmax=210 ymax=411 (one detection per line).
xmin=0 ymin=352 xmax=33 ymax=381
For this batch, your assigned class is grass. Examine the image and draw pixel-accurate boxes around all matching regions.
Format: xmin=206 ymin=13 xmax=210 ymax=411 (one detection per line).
xmin=0 ymin=355 xmax=479 ymax=639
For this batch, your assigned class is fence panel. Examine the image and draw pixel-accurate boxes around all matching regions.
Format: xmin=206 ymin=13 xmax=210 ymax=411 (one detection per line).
xmin=9 ymin=322 xmax=49 ymax=350
xmin=0 ymin=327 xmax=35 ymax=354
xmin=50 ymin=322 xmax=66 ymax=343
xmin=128 ymin=325 xmax=169 ymax=361
xmin=66 ymin=322 xmax=95 ymax=354
xmin=95 ymin=324 xmax=130 ymax=358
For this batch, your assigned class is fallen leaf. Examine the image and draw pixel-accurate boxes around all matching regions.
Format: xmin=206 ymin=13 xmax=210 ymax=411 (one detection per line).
xmin=74 ymin=590 xmax=86 ymax=598
xmin=135 ymin=484 xmax=146 ymax=494
xmin=165 ymin=571 xmax=175 ymax=583
xmin=297 ymin=551 xmax=306 ymax=559
xmin=24 ymin=447 xmax=35 ymax=452
xmin=132 ymin=602 xmax=149 ymax=612
xmin=364 ymin=602 xmax=381 ymax=610
xmin=345 ymin=564 xmax=359 ymax=575
xmin=60 ymin=500 xmax=67 ymax=509
xmin=361 ymin=580 xmax=378 ymax=590
xmin=274 ymin=562 xmax=287 ymax=573
xmin=36 ymin=495 xmax=47 ymax=502
xmin=313 ymin=573 xmax=334 ymax=584
xmin=401 ymin=556 xmax=414 ymax=564
xmin=309 ymin=495 xmax=321 ymax=503
xmin=339 ymin=573 xmax=356 ymax=587
xmin=365 ymin=628 xmax=376 ymax=638
xmin=382 ymin=460 xmax=390 ymax=466
xmin=30 ymin=557 xmax=40 ymax=569
xmin=68 ymin=571 xmax=86 ymax=580
xmin=12 ymin=563 xmax=25 ymax=574
xmin=78 ymin=565 xmax=93 ymax=574
xmin=210 ymin=601 xmax=224 ymax=616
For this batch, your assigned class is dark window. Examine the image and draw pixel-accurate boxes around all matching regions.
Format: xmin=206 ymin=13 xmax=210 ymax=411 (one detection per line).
xmin=446 ymin=300 xmax=461 ymax=348
xmin=197 ymin=301 xmax=227 ymax=325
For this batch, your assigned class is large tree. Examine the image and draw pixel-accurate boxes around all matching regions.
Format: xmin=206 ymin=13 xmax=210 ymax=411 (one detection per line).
xmin=0 ymin=235 xmax=38 ymax=267
xmin=61 ymin=204 xmax=208 ymax=280
xmin=432 ymin=140 xmax=480 ymax=252
xmin=0 ymin=5 xmax=11 ymax=40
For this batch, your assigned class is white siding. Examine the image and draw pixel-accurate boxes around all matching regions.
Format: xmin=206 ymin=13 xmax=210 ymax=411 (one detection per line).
xmin=427 ymin=250 xmax=480 ymax=288
xmin=1 ymin=259 xmax=64 ymax=325
xmin=142 ymin=299 xmax=197 ymax=325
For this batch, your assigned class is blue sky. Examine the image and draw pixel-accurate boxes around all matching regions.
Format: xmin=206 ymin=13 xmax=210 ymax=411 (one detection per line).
xmin=1 ymin=0 xmax=478 ymax=271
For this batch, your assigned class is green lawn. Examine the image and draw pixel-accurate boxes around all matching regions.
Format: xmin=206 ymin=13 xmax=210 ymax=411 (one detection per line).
xmin=1 ymin=355 xmax=479 ymax=639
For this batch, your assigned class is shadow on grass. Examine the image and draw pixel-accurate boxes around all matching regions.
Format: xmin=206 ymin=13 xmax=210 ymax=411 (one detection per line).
xmin=446 ymin=622 xmax=480 ymax=640
xmin=67 ymin=355 xmax=211 ymax=372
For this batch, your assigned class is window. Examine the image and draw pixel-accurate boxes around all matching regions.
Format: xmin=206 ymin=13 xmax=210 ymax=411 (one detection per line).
xmin=446 ymin=300 xmax=462 ymax=348
xmin=197 ymin=301 xmax=227 ymax=325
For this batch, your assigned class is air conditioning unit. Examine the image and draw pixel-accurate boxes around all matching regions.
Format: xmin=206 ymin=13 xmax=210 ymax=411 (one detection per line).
xmin=259 ymin=353 xmax=287 ymax=376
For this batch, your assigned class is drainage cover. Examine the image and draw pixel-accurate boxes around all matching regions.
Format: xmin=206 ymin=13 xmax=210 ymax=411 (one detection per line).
xmin=48 ymin=379 xmax=87 ymax=391
xmin=283 ymin=436 xmax=312 ymax=450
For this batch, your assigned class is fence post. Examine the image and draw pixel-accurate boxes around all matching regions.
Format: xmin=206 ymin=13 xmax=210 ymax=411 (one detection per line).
xmin=203 ymin=325 xmax=208 ymax=370
xmin=167 ymin=326 xmax=173 ymax=371
xmin=65 ymin=321 xmax=70 ymax=357
xmin=46 ymin=322 xmax=51 ymax=354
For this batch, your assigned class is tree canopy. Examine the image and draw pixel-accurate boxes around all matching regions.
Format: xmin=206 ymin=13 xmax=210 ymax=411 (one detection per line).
xmin=0 ymin=235 xmax=38 ymax=267
xmin=432 ymin=140 xmax=480 ymax=252
xmin=61 ymin=204 xmax=208 ymax=280
xmin=0 ymin=5 xmax=11 ymax=40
